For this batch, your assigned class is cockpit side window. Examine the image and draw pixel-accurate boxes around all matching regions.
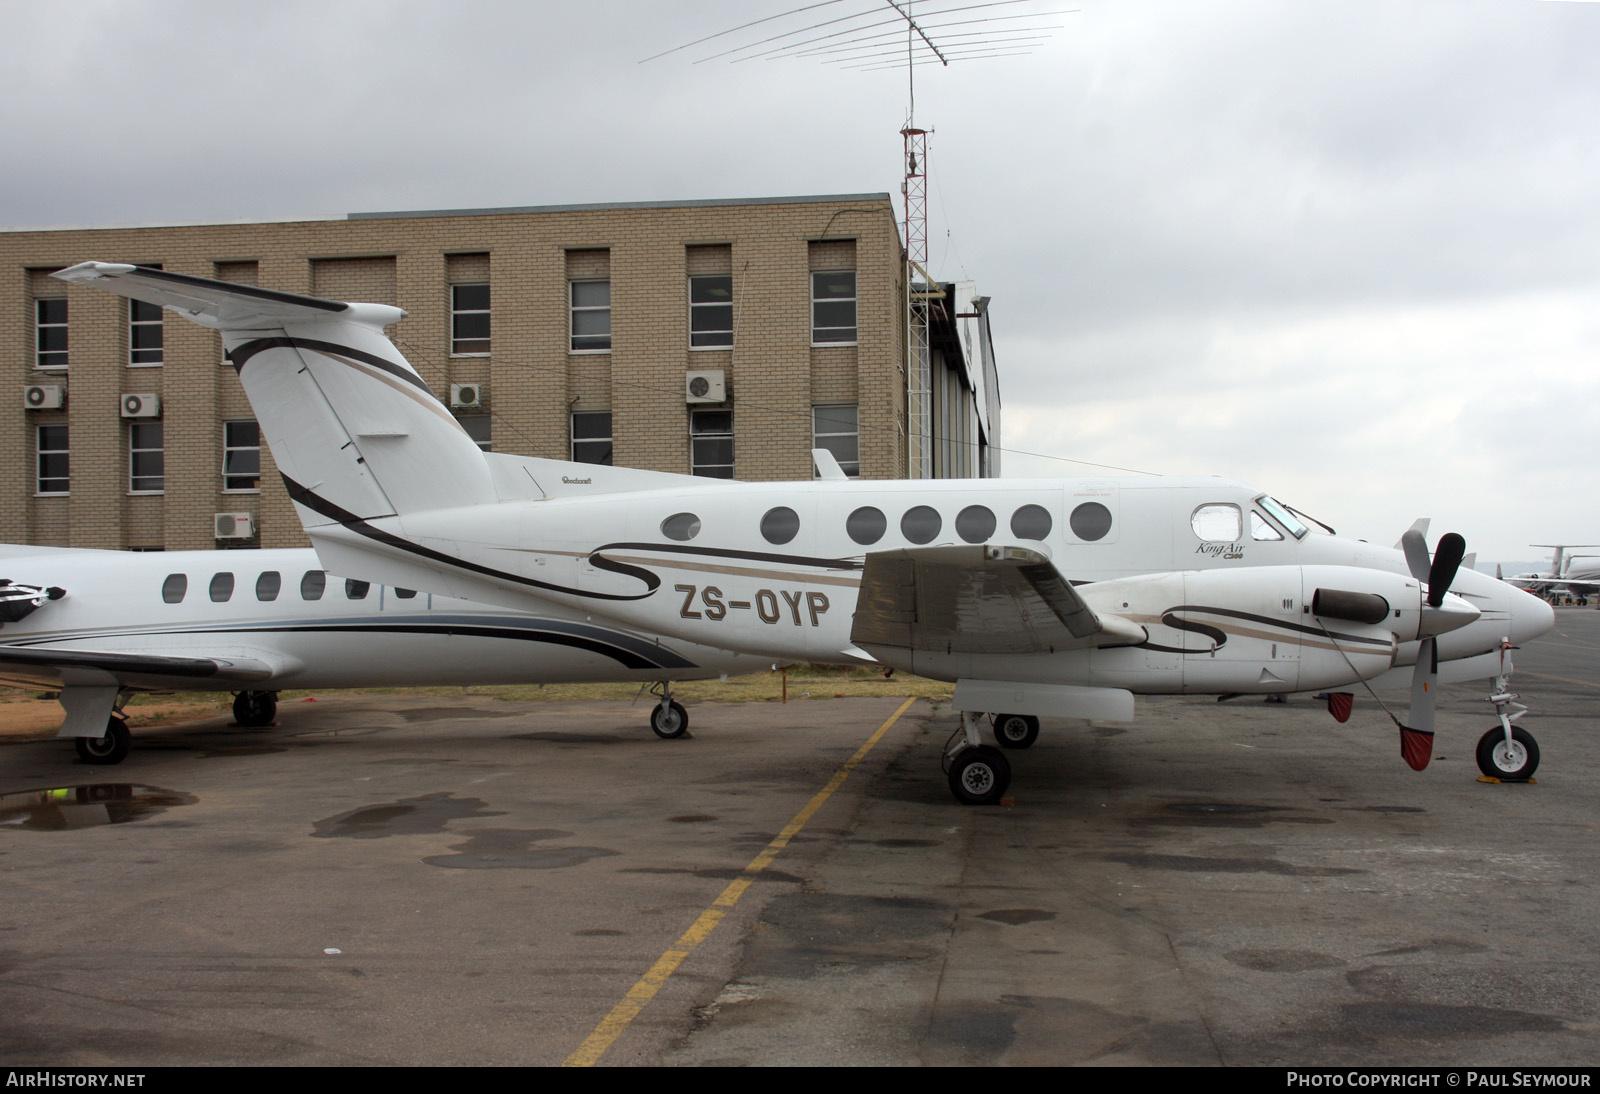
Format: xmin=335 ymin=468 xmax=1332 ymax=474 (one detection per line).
xmin=1250 ymin=511 xmax=1284 ymax=541
xmin=1257 ymin=495 xmax=1309 ymax=539
xmin=1191 ymin=504 xmax=1242 ymax=542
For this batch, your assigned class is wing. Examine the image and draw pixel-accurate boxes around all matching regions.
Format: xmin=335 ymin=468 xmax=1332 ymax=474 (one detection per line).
xmin=0 ymin=645 xmax=280 ymax=691
xmin=850 ymin=544 xmax=1146 ymax=657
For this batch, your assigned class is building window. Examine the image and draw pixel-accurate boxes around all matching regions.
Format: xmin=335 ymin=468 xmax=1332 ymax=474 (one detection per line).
xmin=690 ymin=275 xmax=733 ymax=348
xmin=570 ymin=280 xmax=611 ymax=352
xmin=571 ymin=411 xmax=613 ymax=465
xmin=36 ymin=425 xmax=68 ymax=495
xmin=458 ymin=414 xmax=491 ymax=452
xmin=451 ymin=283 xmax=490 ymax=355
xmin=129 ymin=423 xmax=164 ymax=493
xmin=690 ymin=409 xmax=734 ymax=478
xmin=812 ymin=404 xmax=860 ymax=477
xmin=36 ymin=298 xmax=67 ymax=369
xmin=811 ymin=271 xmax=857 ymax=345
xmin=129 ymin=299 xmax=164 ymax=366
xmin=223 ymin=420 xmax=260 ymax=491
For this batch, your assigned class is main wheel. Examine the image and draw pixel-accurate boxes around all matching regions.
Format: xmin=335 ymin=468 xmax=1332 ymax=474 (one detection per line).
xmin=948 ymin=746 xmax=1011 ymax=805
xmin=233 ymin=690 xmax=277 ymax=727
xmin=1476 ymin=726 xmax=1539 ymax=781
xmin=75 ymin=716 xmax=131 ymax=765
xmin=650 ymin=700 xmax=689 ymax=739
xmin=992 ymin=713 xmax=1039 ymax=750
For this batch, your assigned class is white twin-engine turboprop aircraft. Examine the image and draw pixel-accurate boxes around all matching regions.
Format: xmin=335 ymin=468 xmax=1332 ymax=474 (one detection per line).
xmin=55 ymin=262 xmax=1555 ymax=804
xmin=0 ymin=544 xmax=775 ymax=765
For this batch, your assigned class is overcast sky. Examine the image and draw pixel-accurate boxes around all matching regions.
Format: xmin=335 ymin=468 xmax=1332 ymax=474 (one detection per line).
xmin=3 ymin=0 xmax=1595 ymax=563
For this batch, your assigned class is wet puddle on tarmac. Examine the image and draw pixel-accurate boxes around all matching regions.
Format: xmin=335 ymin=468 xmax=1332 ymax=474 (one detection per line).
xmin=0 ymin=784 xmax=197 ymax=830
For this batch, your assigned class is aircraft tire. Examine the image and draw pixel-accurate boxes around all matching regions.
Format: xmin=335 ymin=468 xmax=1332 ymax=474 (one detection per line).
xmin=992 ymin=714 xmax=1040 ymax=750
xmin=1476 ymin=726 xmax=1539 ymax=781
xmin=233 ymin=690 xmax=277 ymax=727
xmin=948 ymin=746 xmax=1011 ymax=805
xmin=650 ymin=700 xmax=689 ymax=739
xmin=75 ymin=717 xmax=131 ymax=766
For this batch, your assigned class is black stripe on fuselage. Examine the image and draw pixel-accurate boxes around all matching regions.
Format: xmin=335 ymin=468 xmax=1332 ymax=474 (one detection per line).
xmin=591 ymin=541 xmax=864 ymax=573
xmin=282 ymin=475 xmax=660 ymax=602
xmin=1137 ymin=603 xmax=1396 ymax=655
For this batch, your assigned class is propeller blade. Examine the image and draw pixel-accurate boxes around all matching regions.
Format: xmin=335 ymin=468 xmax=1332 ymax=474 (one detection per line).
xmin=1427 ymin=532 xmax=1467 ymax=608
xmin=1401 ymin=636 xmax=1439 ymax=771
xmin=1400 ymin=529 xmax=1431 ymax=584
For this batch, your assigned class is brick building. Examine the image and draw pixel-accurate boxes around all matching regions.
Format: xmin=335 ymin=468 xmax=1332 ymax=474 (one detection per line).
xmin=3 ymin=194 xmax=1000 ymax=551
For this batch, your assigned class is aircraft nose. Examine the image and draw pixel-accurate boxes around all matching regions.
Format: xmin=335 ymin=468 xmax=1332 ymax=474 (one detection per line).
xmin=1507 ymin=585 xmax=1556 ymax=645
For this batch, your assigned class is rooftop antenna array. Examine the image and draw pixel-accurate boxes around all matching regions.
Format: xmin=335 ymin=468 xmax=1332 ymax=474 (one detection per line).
xmin=645 ymin=1 xmax=1073 ymax=478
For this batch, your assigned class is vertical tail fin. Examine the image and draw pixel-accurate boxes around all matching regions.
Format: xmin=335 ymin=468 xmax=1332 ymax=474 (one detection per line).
xmin=54 ymin=263 xmax=497 ymax=525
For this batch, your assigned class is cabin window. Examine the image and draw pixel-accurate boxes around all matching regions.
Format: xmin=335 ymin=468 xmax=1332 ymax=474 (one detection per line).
xmin=901 ymin=505 xmax=942 ymax=545
xmin=300 ymin=570 xmax=326 ymax=601
xmin=1250 ymin=511 xmax=1284 ymax=541
xmin=1192 ymin=504 xmax=1242 ymax=542
xmin=661 ymin=512 xmax=701 ymax=542
xmin=345 ymin=579 xmax=370 ymax=599
xmin=1010 ymin=504 xmax=1052 ymax=540
xmin=209 ymin=572 xmax=235 ymax=602
xmin=161 ymin=573 xmax=187 ymax=604
xmin=955 ymin=505 xmax=996 ymax=544
xmin=846 ymin=506 xmax=886 ymax=546
xmin=760 ymin=507 xmax=800 ymax=545
xmin=395 ymin=588 xmax=418 ymax=599
xmin=255 ymin=571 xmax=282 ymax=601
xmin=1069 ymin=502 xmax=1113 ymax=542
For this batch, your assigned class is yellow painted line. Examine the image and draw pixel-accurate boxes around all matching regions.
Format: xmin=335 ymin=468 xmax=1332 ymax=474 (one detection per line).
xmin=562 ymin=695 xmax=918 ymax=1068
xmin=1522 ymin=670 xmax=1600 ymax=690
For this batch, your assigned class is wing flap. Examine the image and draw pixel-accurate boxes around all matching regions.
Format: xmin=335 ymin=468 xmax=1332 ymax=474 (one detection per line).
xmin=850 ymin=545 xmax=1145 ymax=656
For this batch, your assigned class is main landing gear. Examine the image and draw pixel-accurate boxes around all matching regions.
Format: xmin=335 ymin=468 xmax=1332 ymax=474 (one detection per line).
xmin=946 ymin=711 xmax=1012 ymax=805
xmin=232 ymin=690 xmax=278 ymax=727
xmin=75 ymin=713 xmax=130 ymax=766
xmin=1476 ymin=642 xmax=1539 ymax=781
xmin=991 ymin=713 xmax=1039 ymax=750
xmin=648 ymin=681 xmax=689 ymax=739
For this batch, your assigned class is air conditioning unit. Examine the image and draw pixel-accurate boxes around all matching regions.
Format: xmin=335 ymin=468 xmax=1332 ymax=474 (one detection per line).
xmin=450 ymin=383 xmax=483 ymax=408
xmin=120 ymin=392 xmax=161 ymax=418
xmin=24 ymin=384 xmax=64 ymax=410
xmin=685 ymin=369 xmax=726 ymax=404
xmin=214 ymin=512 xmax=255 ymax=540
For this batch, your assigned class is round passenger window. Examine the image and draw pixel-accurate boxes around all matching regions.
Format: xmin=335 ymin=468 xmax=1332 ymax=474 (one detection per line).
xmin=1069 ymin=502 xmax=1113 ymax=542
xmin=255 ymin=571 xmax=282 ymax=602
xmin=901 ymin=505 xmax=942 ymax=545
xmin=209 ymin=572 xmax=235 ymax=603
xmin=955 ymin=505 xmax=996 ymax=544
xmin=1010 ymin=504 xmax=1053 ymax=540
xmin=300 ymin=570 xmax=326 ymax=601
xmin=761 ymin=506 xmax=800 ymax=545
xmin=661 ymin=512 xmax=701 ymax=542
xmin=847 ymin=506 xmax=887 ymax=545
xmin=161 ymin=574 xmax=187 ymax=604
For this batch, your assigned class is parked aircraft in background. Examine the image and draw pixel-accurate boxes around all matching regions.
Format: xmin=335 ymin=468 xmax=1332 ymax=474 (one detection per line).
xmin=55 ymin=263 xmax=1556 ymax=802
xmin=1503 ymin=545 xmax=1599 ymax=604
xmin=0 ymin=544 xmax=774 ymax=765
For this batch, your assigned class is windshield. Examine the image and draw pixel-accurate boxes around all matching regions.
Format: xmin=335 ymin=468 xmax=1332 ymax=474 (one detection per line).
xmin=1257 ymin=495 xmax=1309 ymax=539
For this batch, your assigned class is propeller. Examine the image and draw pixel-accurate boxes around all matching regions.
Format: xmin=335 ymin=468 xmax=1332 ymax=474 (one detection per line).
xmin=1395 ymin=531 xmax=1467 ymax=770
